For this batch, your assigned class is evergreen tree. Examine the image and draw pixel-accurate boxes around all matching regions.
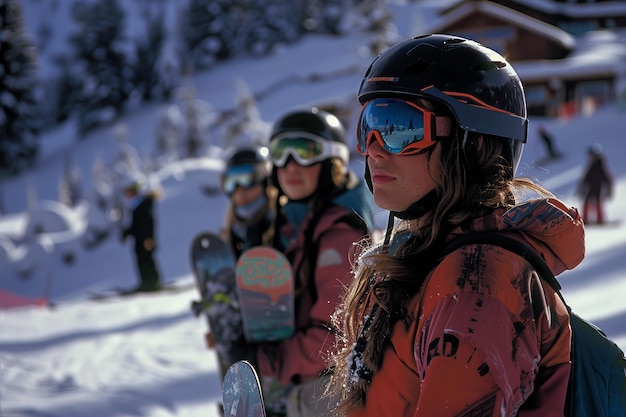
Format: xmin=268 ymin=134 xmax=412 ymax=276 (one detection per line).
xmin=221 ymin=79 xmax=269 ymax=148
xmin=154 ymin=96 xmax=183 ymax=165
xmin=134 ymin=12 xmax=171 ymax=102
xmin=70 ymin=0 xmax=132 ymax=135
xmin=83 ymin=155 xmax=114 ymax=249
xmin=236 ymin=0 xmax=303 ymax=57
xmin=0 ymin=0 xmax=40 ymax=177
xmin=179 ymin=87 xmax=214 ymax=157
xmin=182 ymin=0 xmax=238 ymax=71
xmin=57 ymin=155 xmax=82 ymax=207
xmin=46 ymin=56 xmax=85 ymax=126
xmin=353 ymin=0 xmax=398 ymax=56
xmin=303 ymin=0 xmax=350 ymax=35
xmin=111 ymin=123 xmax=142 ymax=179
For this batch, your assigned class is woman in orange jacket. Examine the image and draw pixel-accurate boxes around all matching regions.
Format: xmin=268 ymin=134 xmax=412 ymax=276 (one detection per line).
xmin=328 ymin=34 xmax=584 ymax=416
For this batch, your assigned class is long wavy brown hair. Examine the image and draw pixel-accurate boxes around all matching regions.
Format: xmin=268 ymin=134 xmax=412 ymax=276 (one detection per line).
xmin=327 ymin=99 xmax=553 ymax=414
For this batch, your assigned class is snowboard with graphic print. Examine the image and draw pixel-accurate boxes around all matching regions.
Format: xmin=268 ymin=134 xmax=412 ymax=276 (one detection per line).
xmin=222 ymin=360 xmax=266 ymax=417
xmin=235 ymin=247 xmax=294 ymax=343
xmin=189 ymin=231 xmax=241 ymax=381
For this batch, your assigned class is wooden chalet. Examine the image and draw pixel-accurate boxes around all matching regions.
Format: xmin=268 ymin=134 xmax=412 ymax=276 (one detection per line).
xmin=424 ymin=0 xmax=626 ymax=117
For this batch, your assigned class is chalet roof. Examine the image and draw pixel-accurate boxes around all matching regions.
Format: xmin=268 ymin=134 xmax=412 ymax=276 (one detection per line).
xmin=426 ymin=1 xmax=575 ymax=49
xmin=513 ymin=29 xmax=626 ymax=82
xmin=505 ymin=0 xmax=626 ymax=18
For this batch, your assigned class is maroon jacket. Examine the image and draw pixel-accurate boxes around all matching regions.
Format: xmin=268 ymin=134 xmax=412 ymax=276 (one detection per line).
xmin=257 ymin=204 xmax=367 ymax=385
xmin=578 ymin=155 xmax=613 ymax=199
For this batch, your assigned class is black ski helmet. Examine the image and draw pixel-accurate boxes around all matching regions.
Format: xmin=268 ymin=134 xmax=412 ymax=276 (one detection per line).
xmin=225 ymin=146 xmax=271 ymax=173
xmin=269 ymin=108 xmax=350 ymax=199
xmin=358 ymin=33 xmax=528 ymax=174
xmin=269 ymin=107 xmax=348 ymax=164
xmin=221 ymin=146 xmax=271 ymax=191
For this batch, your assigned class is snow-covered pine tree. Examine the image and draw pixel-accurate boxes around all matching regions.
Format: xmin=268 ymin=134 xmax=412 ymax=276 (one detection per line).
xmin=353 ymin=0 xmax=398 ymax=56
xmin=154 ymin=96 xmax=183 ymax=166
xmin=303 ymin=0 xmax=351 ymax=35
xmin=221 ymin=79 xmax=269 ymax=149
xmin=26 ymin=176 xmax=38 ymax=213
xmin=57 ymin=155 xmax=82 ymax=207
xmin=45 ymin=56 xmax=85 ymax=127
xmin=70 ymin=0 xmax=132 ymax=135
xmin=0 ymin=0 xmax=41 ymax=177
xmin=83 ymin=156 xmax=111 ymax=249
xmin=92 ymin=154 xmax=114 ymax=213
xmin=133 ymin=10 xmax=171 ymax=102
xmin=235 ymin=0 xmax=303 ymax=57
xmin=57 ymin=176 xmax=71 ymax=208
xmin=111 ymin=123 xmax=142 ymax=179
xmin=179 ymin=86 xmax=214 ymax=157
xmin=182 ymin=0 xmax=238 ymax=71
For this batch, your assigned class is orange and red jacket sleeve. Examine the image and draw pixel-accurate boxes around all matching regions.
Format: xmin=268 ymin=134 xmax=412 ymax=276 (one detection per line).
xmin=412 ymin=247 xmax=571 ymax=416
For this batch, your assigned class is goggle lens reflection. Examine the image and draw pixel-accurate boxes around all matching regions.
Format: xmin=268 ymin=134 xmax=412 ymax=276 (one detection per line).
xmin=221 ymin=165 xmax=259 ymax=195
xmin=357 ymin=98 xmax=438 ymax=155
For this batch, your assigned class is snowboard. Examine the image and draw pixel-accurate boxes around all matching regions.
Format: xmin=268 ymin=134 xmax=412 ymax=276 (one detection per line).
xmin=235 ymin=247 xmax=294 ymax=343
xmin=222 ymin=360 xmax=266 ymax=417
xmin=189 ymin=231 xmax=242 ymax=380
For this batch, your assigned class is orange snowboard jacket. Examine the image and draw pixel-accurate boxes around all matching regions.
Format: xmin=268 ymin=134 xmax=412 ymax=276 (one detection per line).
xmin=351 ymin=198 xmax=584 ymax=417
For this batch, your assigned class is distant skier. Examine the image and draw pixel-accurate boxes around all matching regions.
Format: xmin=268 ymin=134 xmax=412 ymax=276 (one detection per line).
xmin=120 ymin=173 xmax=162 ymax=292
xmin=538 ymin=125 xmax=562 ymax=160
xmin=577 ymin=143 xmax=614 ymax=225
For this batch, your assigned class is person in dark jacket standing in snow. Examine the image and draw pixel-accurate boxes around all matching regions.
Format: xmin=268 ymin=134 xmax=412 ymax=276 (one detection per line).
xmin=121 ymin=173 xmax=162 ymax=292
xmin=577 ymin=143 xmax=614 ymax=225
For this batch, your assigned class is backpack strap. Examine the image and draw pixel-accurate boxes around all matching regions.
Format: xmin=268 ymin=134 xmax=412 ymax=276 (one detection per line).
xmin=441 ymin=232 xmax=564 ymax=301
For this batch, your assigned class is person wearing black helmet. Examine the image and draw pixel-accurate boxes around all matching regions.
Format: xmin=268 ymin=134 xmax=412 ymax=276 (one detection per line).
xmin=328 ymin=34 xmax=584 ymax=416
xmin=253 ymin=107 xmax=375 ymax=417
xmin=220 ymin=146 xmax=274 ymax=258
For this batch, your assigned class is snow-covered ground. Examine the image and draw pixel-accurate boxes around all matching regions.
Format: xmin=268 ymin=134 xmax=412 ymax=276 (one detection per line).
xmin=1 ymin=2 xmax=626 ymax=416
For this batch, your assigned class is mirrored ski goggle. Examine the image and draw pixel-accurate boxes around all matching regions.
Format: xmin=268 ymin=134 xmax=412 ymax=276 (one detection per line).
xmin=356 ymin=98 xmax=451 ymax=155
xmin=221 ymin=164 xmax=262 ymax=196
xmin=269 ymin=132 xmax=349 ymax=167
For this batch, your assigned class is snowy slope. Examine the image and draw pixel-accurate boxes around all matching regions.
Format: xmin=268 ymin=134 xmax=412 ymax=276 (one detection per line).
xmin=1 ymin=2 xmax=626 ymax=416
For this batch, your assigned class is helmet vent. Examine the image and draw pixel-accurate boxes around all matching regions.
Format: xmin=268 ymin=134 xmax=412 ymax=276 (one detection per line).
xmin=473 ymin=61 xmax=506 ymax=72
xmin=445 ymin=37 xmax=466 ymax=45
xmin=405 ymin=60 xmax=429 ymax=75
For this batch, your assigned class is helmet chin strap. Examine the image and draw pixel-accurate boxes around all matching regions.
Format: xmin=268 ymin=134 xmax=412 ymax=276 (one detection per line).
xmin=381 ymin=190 xmax=438 ymax=251
xmin=391 ymin=189 xmax=438 ymax=220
